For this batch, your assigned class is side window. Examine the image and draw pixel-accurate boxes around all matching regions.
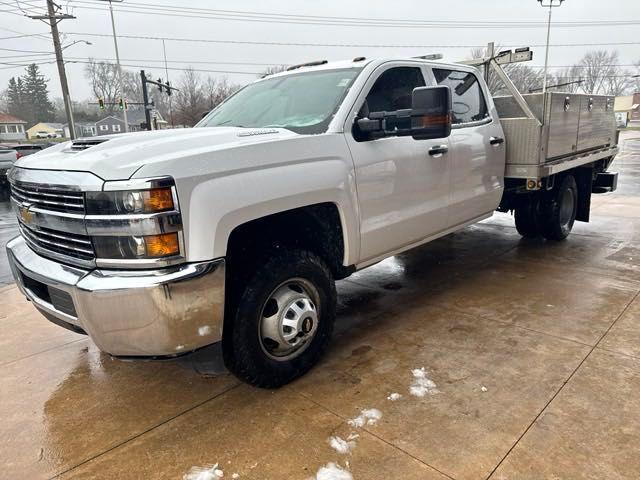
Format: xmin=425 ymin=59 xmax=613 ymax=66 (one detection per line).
xmin=360 ymin=67 xmax=425 ymax=116
xmin=433 ymin=69 xmax=489 ymax=125
xmin=354 ymin=66 xmax=425 ymax=141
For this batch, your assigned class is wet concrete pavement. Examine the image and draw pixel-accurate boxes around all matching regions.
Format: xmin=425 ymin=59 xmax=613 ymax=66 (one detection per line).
xmin=1 ymin=132 xmax=639 ymax=479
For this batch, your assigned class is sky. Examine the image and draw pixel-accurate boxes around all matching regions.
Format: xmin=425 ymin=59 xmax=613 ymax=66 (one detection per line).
xmin=0 ymin=0 xmax=639 ymax=102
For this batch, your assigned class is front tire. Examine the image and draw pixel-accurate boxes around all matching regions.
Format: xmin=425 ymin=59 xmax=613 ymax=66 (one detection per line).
xmin=540 ymin=174 xmax=578 ymax=241
xmin=223 ymin=249 xmax=336 ymax=388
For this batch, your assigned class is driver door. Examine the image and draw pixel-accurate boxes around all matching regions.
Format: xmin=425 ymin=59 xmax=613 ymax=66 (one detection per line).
xmin=345 ymin=64 xmax=451 ymax=263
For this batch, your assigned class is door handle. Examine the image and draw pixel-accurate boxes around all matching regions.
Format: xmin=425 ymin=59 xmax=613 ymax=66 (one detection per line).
xmin=428 ymin=145 xmax=449 ymax=156
xmin=489 ymin=136 xmax=504 ymax=146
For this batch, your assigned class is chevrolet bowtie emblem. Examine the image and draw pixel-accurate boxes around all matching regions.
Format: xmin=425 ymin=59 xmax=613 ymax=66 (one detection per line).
xmin=19 ymin=206 xmax=34 ymax=225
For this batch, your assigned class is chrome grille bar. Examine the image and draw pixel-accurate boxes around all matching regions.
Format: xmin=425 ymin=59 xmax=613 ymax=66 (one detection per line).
xmin=19 ymin=223 xmax=95 ymax=261
xmin=10 ymin=182 xmax=84 ymax=213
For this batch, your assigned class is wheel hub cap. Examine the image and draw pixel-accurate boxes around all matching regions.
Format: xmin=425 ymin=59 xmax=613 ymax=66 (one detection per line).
xmin=260 ymin=280 xmax=319 ymax=360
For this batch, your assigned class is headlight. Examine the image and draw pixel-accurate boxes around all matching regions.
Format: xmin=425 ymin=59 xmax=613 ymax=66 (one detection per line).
xmin=85 ymin=177 xmax=184 ymax=267
xmin=85 ymin=187 xmax=174 ymax=215
xmin=93 ymin=233 xmax=180 ymax=260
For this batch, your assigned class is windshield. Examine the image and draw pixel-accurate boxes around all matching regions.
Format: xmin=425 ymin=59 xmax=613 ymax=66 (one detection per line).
xmin=197 ymin=68 xmax=361 ymax=135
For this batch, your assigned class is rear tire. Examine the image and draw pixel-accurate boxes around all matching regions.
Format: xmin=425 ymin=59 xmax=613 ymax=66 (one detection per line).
xmin=514 ymin=200 xmax=541 ymax=238
xmin=223 ymin=249 xmax=336 ymax=388
xmin=540 ymin=175 xmax=578 ymax=241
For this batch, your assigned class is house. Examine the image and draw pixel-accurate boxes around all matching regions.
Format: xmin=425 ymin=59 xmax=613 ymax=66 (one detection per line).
xmin=26 ymin=122 xmax=64 ymax=139
xmin=96 ymin=109 xmax=168 ymax=136
xmin=64 ymin=122 xmax=96 ymax=138
xmin=0 ymin=113 xmax=27 ymax=141
xmin=615 ymin=93 xmax=640 ymax=126
xmin=95 ymin=115 xmax=125 ymax=136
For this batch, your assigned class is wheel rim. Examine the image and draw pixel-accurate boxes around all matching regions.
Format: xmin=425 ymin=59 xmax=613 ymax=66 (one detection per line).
xmin=559 ymin=187 xmax=576 ymax=228
xmin=259 ymin=278 xmax=320 ymax=361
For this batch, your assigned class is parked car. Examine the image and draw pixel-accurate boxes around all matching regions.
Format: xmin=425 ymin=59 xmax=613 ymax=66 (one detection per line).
xmin=0 ymin=146 xmax=19 ymax=198
xmin=8 ymin=144 xmax=47 ymax=157
xmin=35 ymin=131 xmax=56 ymax=139
xmin=6 ymin=53 xmax=619 ymax=388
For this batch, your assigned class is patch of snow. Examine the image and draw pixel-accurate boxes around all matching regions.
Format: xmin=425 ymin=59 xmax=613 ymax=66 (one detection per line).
xmin=315 ymin=462 xmax=353 ymax=480
xmin=409 ymin=368 xmax=439 ymax=397
xmin=184 ymin=464 xmax=224 ymax=480
xmin=329 ymin=436 xmax=355 ymax=454
xmin=348 ymin=408 xmax=382 ymax=428
xmin=347 ymin=433 xmax=359 ymax=441
xmin=198 ymin=325 xmax=212 ymax=336
xmin=481 ymin=386 xmax=488 ymax=392
xmin=387 ymin=392 xmax=402 ymax=401
xmin=232 ymin=474 xmax=239 ymax=479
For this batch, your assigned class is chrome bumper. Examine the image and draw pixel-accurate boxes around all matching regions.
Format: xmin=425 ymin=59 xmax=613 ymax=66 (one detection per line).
xmin=6 ymin=236 xmax=225 ymax=357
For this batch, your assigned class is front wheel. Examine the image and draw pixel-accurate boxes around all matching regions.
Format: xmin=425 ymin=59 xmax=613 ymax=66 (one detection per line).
xmin=540 ymin=174 xmax=578 ymax=241
xmin=223 ymin=249 xmax=336 ymax=388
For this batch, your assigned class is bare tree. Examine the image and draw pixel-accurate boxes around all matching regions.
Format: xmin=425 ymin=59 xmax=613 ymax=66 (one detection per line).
xmin=85 ymin=60 xmax=145 ymax=114
xmin=577 ymin=50 xmax=630 ymax=95
xmin=203 ymin=76 xmax=240 ymax=110
xmin=551 ymin=66 xmax=584 ymax=93
xmin=173 ymin=68 xmax=206 ymax=127
xmin=259 ymin=65 xmax=288 ymax=78
xmin=84 ymin=60 xmax=120 ymax=114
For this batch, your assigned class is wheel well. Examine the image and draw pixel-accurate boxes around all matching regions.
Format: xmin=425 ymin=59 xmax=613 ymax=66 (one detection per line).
xmin=226 ymin=203 xmax=352 ymax=280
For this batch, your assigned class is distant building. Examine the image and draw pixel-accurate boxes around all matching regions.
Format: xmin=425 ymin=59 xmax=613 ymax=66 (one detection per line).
xmin=615 ymin=94 xmax=640 ymax=125
xmin=64 ymin=122 xmax=97 ymax=138
xmin=95 ymin=110 xmax=168 ymax=136
xmin=26 ymin=122 xmax=64 ymax=139
xmin=0 ymin=113 xmax=27 ymax=141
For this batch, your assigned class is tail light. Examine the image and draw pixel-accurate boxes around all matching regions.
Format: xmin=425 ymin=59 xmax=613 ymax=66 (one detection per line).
xmin=15 ymin=152 xmax=22 ymax=160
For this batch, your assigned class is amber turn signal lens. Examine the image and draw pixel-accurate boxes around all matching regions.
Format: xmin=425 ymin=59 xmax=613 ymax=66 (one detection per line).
xmin=144 ymin=188 xmax=174 ymax=212
xmin=144 ymin=232 xmax=179 ymax=257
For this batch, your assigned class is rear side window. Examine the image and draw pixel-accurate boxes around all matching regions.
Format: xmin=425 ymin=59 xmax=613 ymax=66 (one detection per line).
xmin=433 ymin=69 xmax=489 ymax=125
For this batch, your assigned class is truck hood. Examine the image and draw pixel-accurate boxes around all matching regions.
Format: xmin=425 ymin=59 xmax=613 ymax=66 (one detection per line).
xmin=14 ymin=127 xmax=298 ymax=180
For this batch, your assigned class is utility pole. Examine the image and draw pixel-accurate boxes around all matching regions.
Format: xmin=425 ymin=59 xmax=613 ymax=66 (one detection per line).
xmin=100 ymin=0 xmax=129 ymax=132
xmin=537 ymin=0 xmax=565 ymax=93
xmin=29 ymin=1 xmax=77 ymax=139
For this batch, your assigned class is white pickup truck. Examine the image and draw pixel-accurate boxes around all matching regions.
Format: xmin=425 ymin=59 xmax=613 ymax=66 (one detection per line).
xmin=6 ymin=54 xmax=618 ymax=387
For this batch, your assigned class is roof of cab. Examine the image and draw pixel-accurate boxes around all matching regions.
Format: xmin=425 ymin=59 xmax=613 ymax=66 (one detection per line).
xmin=260 ymin=56 xmax=470 ymax=81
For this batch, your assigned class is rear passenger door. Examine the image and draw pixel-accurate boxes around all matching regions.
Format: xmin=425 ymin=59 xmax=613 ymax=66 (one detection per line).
xmin=430 ymin=67 xmax=505 ymax=226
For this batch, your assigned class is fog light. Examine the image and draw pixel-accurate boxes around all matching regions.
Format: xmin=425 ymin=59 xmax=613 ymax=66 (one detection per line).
xmin=144 ymin=233 xmax=180 ymax=257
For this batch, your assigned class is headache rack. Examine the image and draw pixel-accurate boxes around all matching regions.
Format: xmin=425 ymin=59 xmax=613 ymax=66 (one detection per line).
xmin=460 ymin=45 xmax=618 ymax=182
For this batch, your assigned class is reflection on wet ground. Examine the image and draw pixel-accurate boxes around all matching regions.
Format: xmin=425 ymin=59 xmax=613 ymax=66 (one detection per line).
xmin=0 ymin=132 xmax=639 ymax=479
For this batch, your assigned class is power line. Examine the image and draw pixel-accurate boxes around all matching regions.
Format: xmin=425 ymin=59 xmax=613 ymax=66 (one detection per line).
xmin=63 ymin=32 xmax=640 ymax=49
xmin=68 ymin=0 xmax=640 ymax=29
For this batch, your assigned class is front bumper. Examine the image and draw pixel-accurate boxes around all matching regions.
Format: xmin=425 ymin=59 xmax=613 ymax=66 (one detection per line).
xmin=7 ymin=236 xmax=225 ymax=357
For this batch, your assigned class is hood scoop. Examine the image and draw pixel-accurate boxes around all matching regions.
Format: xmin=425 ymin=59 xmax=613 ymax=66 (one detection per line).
xmin=70 ymin=138 xmax=109 ymax=151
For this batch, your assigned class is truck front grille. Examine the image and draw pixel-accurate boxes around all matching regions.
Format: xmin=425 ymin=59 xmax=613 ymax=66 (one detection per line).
xmin=10 ymin=182 xmax=85 ymax=214
xmin=19 ymin=222 xmax=95 ymax=262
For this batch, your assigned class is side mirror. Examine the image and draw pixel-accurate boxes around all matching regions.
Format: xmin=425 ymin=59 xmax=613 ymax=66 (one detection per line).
xmin=410 ymin=86 xmax=452 ymax=140
xmin=355 ymin=85 xmax=452 ymax=141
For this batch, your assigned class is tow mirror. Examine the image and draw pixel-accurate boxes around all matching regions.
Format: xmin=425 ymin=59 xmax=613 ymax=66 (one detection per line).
xmin=355 ymin=85 xmax=452 ymax=141
xmin=410 ymin=86 xmax=452 ymax=140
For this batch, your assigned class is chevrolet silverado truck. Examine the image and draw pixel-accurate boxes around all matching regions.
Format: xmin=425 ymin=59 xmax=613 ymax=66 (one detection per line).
xmin=6 ymin=52 xmax=618 ymax=387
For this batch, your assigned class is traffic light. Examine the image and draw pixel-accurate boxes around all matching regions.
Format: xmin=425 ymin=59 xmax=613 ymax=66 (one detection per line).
xmin=166 ymin=81 xmax=172 ymax=96
xmin=118 ymin=98 xmax=124 ymax=110
xmin=157 ymin=79 xmax=163 ymax=93
xmin=98 ymin=98 xmax=105 ymax=110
